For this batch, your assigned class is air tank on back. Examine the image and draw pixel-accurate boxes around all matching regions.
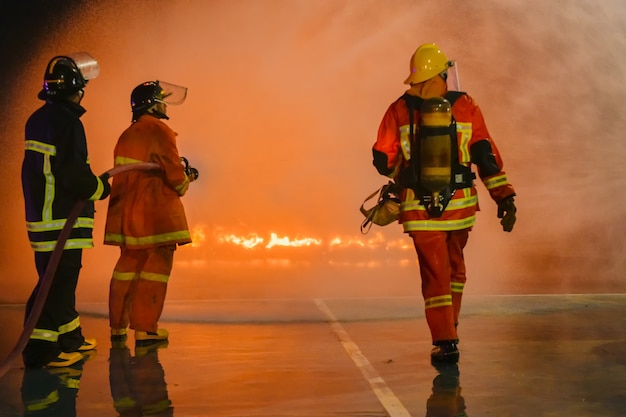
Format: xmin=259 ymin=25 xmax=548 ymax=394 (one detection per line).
xmin=420 ymin=97 xmax=452 ymax=200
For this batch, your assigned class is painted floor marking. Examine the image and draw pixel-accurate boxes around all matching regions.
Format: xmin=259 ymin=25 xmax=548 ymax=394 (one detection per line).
xmin=314 ymin=298 xmax=412 ymax=417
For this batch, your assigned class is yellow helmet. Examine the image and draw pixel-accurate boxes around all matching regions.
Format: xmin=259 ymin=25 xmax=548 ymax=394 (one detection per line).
xmin=404 ymin=43 xmax=453 ymax=85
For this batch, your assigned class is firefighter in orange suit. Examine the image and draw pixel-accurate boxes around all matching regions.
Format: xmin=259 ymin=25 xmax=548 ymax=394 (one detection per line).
xmin=104 ymin=80 xmax=197 ymax=345
xmin=372 ymin=43 xmax=516 ymax=363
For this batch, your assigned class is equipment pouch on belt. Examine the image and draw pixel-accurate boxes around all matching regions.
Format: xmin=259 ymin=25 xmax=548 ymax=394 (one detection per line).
xmin=359 ymin=181 xmax=401 ymax=234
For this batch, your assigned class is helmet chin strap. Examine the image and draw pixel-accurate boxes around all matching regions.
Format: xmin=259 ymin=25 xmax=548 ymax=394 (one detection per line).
xmin=65 ymin=89 xmax=85 ymax=105
xmin=147 ymin=107 xmax=169 ymax=120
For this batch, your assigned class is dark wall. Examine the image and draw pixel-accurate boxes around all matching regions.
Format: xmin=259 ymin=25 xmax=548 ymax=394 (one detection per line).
xmin=0 ymin=1 xmax=84 ymax=113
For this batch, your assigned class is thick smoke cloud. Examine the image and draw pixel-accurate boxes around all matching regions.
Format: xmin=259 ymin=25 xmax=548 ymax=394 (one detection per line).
xmin=1 ymin=0 xmax=624 ymax=303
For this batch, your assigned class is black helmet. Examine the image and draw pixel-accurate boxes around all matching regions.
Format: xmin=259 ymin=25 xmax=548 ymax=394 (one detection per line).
xmin=130 ymin=80 xmax=188 ymax=122
xmin=38 ymin=52 xmax=100 ymax=100
xmin=130 ymin=81 xmax=165 ymax=121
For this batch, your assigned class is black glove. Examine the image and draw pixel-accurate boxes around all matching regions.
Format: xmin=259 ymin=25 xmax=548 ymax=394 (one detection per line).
xmin=497 ymin=196 xmax=516 ymax=232
xmin=181 ymin=156 xmax=199 ymax=181
xmin=99 ymin=174 xmax=111 ymax=200
xmin=187 ymin=166 xmax=199 ymax=181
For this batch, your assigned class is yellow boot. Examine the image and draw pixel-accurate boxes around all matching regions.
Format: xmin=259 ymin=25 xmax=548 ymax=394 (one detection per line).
xmin=46 ymin=352 xmax=83 ymax=368
xmin=77 ymin=337 xmax=97 ymax=351
xmin=135 ymin=328 xmax=169 ymax=344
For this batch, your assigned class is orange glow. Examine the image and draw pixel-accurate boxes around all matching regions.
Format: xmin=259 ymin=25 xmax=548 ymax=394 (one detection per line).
xmin=2 ymin=2 xmax=626 ymax=305
xmin=214 ymin=231 xmax=322 ymax=249
xmin=328 ymin=233 xmax=413 ymax=251
xmin=217 ymin=232 xmax=265 ymax=249
xmin=192 ymin=226 xmax=412 ymax=253
xmin=173 ymin=222 xmax=419 ymax=275
xmin=190 ymin=225 xmax=206 ymax=248
xmin=266 ymin=233 xmax=321 ymax=249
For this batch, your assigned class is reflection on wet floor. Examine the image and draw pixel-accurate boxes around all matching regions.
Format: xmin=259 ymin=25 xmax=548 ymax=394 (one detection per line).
xmin=109 ymin=341 xmax=173 ymax=417
xmin=427 ymin=363 xmax=465 ymax=417
xmin=21 ymin=362 xmax=83 ymax=417
xmin=0 ymin=294 xmax=625 ymax=416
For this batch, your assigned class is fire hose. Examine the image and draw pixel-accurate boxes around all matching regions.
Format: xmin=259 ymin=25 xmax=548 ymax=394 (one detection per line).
xmin=0 ymin=162 xmax=160 ymax=378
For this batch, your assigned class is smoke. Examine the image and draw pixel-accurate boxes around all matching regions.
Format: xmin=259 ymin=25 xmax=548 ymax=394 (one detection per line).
xmin=1 ymin=0 xmax=625 ymax=303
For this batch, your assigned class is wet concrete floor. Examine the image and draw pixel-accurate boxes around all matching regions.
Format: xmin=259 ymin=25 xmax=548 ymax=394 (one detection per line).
xmin=0 ymin=294 xmax=625 ymax=416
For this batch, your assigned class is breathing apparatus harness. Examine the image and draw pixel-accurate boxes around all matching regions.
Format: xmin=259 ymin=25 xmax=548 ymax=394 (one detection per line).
xmin=400 ymin=91 xmax=475 ymax=218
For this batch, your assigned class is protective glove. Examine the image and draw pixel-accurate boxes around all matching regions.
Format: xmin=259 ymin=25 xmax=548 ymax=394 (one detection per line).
xmin=497 ymin=196 xmax=516 ymax=232
xmin=99 ymin=173 xmax=111 ymax=200
xmin=187 ymin=166 xmax=199 ymax=182
xmin=181 ymin=157 xmax=199 ymax=182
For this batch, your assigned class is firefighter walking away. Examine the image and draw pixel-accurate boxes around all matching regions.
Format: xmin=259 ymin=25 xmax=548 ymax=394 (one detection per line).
xmin=372 ymin=43 xmax=517 ymax=364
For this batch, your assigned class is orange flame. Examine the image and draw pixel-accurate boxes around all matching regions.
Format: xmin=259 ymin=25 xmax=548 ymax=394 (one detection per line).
xmin=265 ymin=233 xmax=321 ymax=248
xmin=190 ymin=225 xmax=206 ymax=247
xmin=189 ymin=225 xmax=412 ymax=252
xmin=218 ymin=233 xmax=265 ymax=249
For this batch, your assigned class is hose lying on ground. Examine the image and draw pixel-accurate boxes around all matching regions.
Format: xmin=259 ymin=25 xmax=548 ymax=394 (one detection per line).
xmin=0 ymin=162 xmax=160 ymax=378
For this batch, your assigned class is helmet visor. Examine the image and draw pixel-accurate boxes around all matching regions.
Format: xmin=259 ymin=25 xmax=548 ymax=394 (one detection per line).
xmin=155 ymin=80 xmax=188 ymax=105
xmin=66 ymin=52 xmax=100 ymax=81
xmin=444 ymin=61 xmax=460 ymax=91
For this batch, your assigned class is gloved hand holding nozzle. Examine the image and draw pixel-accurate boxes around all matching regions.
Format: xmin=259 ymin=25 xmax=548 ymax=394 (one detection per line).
xmin=181 ymin=156 xmax=199 ymax=182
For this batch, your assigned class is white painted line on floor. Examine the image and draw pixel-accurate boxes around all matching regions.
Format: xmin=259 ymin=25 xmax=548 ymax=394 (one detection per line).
xmin=314 ymin=298 xmax=412 ymax=417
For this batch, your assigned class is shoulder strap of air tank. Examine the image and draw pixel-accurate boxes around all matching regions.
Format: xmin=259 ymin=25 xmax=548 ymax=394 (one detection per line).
xmin=402 ymin=91 xmax=464 ymax=108
xmin=401 ymin=93 xmax=423 ymax=112
xmin=445 ymin=91 xmax=475 ymax=188
xmin=444 ymin=91 xmax=466 ymax=106
xmin=401 ymin=93 xmax=422 ymax=162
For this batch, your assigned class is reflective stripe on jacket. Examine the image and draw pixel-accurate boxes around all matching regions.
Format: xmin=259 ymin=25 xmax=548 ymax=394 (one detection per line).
xmin=373 ymin=92 xmax=515 ymax=232
xmin=104 ymin=115 xmax=192 ymax=249
xmin=22 ymin=100 xmax=108 ymax=252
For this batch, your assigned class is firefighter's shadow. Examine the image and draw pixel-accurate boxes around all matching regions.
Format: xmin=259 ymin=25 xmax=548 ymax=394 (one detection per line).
xmin=109 ymin=340 xmax=173 ymax=416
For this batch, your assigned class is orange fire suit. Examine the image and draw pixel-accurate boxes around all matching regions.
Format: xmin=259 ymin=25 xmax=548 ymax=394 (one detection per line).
xmin=104 ymin=114 xmax=192 ymax=333
xmin=373 ymin=90 xmax=515 ymax=344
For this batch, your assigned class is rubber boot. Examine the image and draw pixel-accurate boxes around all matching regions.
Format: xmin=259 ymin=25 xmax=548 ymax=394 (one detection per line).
xmin=46 ymin=352 xmax=84 ymax=368
xmin=77 ymin=337 xmax=97 ymax=351
xmin=111 ymin=328 xmax=128 ymax=342
xmin=431 ymin=340 xmax=459 ymax=364
xmin=135 ymin=329 xmax=169 ymax=345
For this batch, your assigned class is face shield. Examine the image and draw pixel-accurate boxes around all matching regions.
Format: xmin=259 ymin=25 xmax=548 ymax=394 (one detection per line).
xmin=443 ymin=61 xmax=461 ymax=91
xmin=155 ymin=80 xmax=188 ymax=106
xmin=66 ymin=51 xmax=100 ymax=81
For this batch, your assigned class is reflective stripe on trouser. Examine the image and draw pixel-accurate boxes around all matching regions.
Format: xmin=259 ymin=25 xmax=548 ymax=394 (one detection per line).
xmin=409 ymin=229 xmax=469 ymax=343
xmin=23 ymin=249 xmax=86 ymax=367
xmin=109 ymin=245 xmax=175 ymax=332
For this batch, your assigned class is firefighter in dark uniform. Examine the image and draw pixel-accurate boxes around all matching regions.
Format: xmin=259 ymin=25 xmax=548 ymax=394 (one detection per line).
xmin=21 ymin=52 xmax=111 ymax=368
